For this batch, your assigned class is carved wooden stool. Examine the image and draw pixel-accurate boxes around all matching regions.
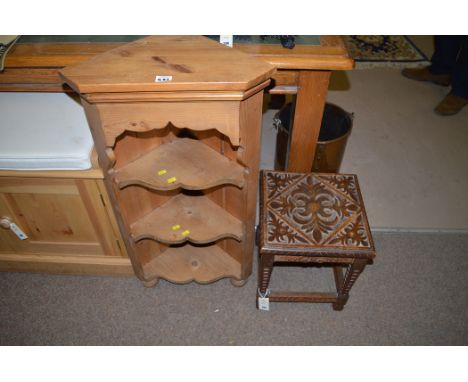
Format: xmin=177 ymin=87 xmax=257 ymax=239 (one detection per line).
xmin=257 ymin=170 xmax=376 ymax=310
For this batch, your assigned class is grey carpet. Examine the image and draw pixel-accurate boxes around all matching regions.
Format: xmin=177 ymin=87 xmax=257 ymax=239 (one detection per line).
xmin=0 ymin=231 xmax=467 ymax=345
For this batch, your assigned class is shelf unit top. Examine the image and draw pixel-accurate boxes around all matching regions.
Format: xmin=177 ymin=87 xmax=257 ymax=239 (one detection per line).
xmin=59 ymin=36 xmax=276 ymax=95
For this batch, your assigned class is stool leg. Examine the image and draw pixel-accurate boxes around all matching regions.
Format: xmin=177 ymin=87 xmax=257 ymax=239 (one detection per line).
xmin=333 ymin=259 xmax=367 ymax=311
xmin=258 ymin=253 xmax=274 ymax=295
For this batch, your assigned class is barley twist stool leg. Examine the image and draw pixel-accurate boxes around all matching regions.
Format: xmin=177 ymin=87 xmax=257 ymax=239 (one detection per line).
xmin=333 ymin=259 xmax=367 ymax=311
xmin=258 ymin=253 xmax=274 ymax=295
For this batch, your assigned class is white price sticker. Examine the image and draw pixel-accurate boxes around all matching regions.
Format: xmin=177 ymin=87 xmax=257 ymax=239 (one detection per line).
xmin=10 ymin=222 xmax=28 ymax=240
xmin=219 ymin=35 xmax=233 ymax=48
xmin=258 ymin=296 xmax=270 ymax=311
xmin=155 ymin=75 xmax=173 ymax=82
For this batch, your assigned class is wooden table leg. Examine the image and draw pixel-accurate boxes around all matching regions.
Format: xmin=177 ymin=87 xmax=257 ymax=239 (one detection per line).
xmin=333 ymin=259 xmax=367 ymax=311
xmin=258 ymin=253 xmax=274 ymax=295
xmin=287 ymin=70 xmax=331 ymax=173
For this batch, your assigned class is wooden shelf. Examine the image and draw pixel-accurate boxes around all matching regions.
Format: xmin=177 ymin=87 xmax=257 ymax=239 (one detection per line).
xmin=130 ymin=194 xmax=243 ymax=244
xmin=142 ymin=243 xmax=241 ymax=284
xmin=113 ymin=138 xmax=245 ymax=191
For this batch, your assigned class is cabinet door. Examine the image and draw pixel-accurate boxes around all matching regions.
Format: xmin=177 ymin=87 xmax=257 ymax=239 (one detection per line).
xmin=0 ymin=177 xmax=123 ymax=258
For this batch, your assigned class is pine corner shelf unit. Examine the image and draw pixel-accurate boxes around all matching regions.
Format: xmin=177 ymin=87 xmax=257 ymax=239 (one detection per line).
xmin=60 ymin=36 xmax=275 ymax=287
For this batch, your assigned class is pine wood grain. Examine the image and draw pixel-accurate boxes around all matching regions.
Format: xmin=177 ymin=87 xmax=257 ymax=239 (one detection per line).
xmin=142 ymin=243 xmax=241 ymax=284
xmin=95 ymin=101 xmax=242 ymax=146
xmin=0 ymin=177 xmax=125 ymax=258
xmin=3 ymin=36 xmax=352 ymax=85
xmin=5 ymin=43 xmax=123 ymax=67
xmin=0 ymin=253 xmax=133 ymax=276
xmin=130 ymin=194 xmax=243 ymax=245
xmin=69 ymin=36 xmax=271 ymax=285
xmin=82 ymin=80 xmax=271 ymax=103
xmin=59 ymin=36 xmax=275 ymax=94
xmin=114 ymin=138 xmax=245 ymax=191
xmin=287 ymin=70 xmax=331 ymax=172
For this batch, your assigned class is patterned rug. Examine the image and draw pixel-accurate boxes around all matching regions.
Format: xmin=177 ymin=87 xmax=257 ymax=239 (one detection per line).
xmin=343 ymin=35 xmax=429 ymax=69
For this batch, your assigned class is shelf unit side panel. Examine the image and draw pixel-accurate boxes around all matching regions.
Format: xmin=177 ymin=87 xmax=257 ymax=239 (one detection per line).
xmin=81 ymin=99 xmax=144 ymax=278
xmin=190 ymin=129 xmax=239 ymax=162
xmin=112 ymin=125 xmax=177 ymax=170
xmin=116 ymin=186 xmax=177 ymax=226
xmin=225 ymin=91 xmax=265 ymax=280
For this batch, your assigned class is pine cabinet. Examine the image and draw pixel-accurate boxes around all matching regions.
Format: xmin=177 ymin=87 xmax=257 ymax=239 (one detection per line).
xmin=0 ymin=174 xmax=131 ymax=275
xmin=60 ymin=36 xmax=274 ymax=286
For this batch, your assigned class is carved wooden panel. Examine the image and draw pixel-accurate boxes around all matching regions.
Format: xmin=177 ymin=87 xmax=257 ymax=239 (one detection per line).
xmin=259 ymin=171 xmax=375 ymax=258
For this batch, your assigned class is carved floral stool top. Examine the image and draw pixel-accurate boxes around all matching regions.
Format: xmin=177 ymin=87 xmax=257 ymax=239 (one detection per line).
xmin=257 ymin=170 xmax=376 ymax=311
